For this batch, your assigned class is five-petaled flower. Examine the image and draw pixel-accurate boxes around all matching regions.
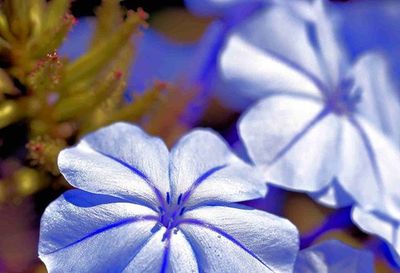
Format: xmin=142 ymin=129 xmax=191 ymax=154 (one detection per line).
xmin=217 ymin=0 xmax=400 ymax=262
xmin=39 ymin=122 xmax=299 ymax=273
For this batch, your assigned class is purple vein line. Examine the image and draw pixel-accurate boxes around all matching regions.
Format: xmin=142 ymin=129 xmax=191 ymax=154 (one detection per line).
xmin=180 ymin=165 xmax=227 ymax=205
xmin=93 ymin=148 xmax=167 ymax=209
xmin=44 ymin=216 xmax=158 ymax=255
xmin=269 ymin=108 xmax=331 ymax=165
xmin=119 ymin=231 xmax=159 ymax=272
xmin=265 ymin=49 xmax=330 ymax=97
xmin=179 ymin=219 xmax=276 ymax=273
xmin=348 ymin=116 xmax=383 ymax=189
xmin=159 ymin=232 xmax=172 ymax=273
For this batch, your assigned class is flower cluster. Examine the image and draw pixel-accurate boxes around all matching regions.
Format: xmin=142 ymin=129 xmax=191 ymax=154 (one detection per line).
xmin=39 ymin=122 xmax=375 ymax=272
xmin=0 ymin=0 xmax=398 ymax=272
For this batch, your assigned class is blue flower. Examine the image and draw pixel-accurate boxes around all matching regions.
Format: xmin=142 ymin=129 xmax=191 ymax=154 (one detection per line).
xmin=294 ymin=240 xmax=374 ymax=273
xmin=235 ymin=0 xmax=400 ymax=210
xmin=39 ymin=122 xmax=299 ymax=272
xmin=227 ymin=0 xmax=400 ymax=262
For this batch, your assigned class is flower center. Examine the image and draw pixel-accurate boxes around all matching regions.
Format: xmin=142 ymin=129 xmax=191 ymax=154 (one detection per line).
xmin=327 ymin=78 xmax=362 ymax=115
xmin=159 ymin=192 xmax=186 ymax=231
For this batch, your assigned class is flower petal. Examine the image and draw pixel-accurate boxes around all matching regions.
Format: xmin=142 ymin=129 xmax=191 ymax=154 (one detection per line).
xmin=58 ymin=122 xmax=170 ymax=209
xmin=337 ymin=117 xmax=400 ymax=216
xmin=294 ymin=239 xmax=374 ymax=273
xmin=352 ymin=53 xmax=400 ymax=143
xmin=309 ymin=178 xmax=353 ymax=208
xmin=167 ymin=232 xmax=199 ymax=273
xmin=120 ymin=230 xmax=166 ymax=273
xmin=230 ymin=5 xmax=323 ymax=77
xmin=169 ymin=129 xmax=266 ymax=207
xmin=180 ymin=205 xmax=299 ymax=273
xmin=308 ymin=0 xmax=346 ymax=87
xmin=219 ymin=5 xmax=324 ymax=88
xmin=39 ymin=190 xmax=159 ymax=272
xmin=352 ymin=206 xmax=400 ymax=265
xmin=218 ymin=33 xmax=323 ymax=109
xmin=218 ymin=4 xmax=328 ymax=108
xmin=239 ymin=96 xmax=340 ymax=192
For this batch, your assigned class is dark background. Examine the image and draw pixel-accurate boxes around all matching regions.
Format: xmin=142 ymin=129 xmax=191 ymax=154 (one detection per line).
xmin=71 ymin=0 xmax=184 ymax=17
xmin=71 ymin=0 xmax=351 ymax=17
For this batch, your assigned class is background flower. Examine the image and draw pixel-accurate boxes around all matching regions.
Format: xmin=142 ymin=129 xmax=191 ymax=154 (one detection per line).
xmin=219 ymin=0 xmax=400 ymax=267
xmin=294 ymin=240 xmax=374 ymax=273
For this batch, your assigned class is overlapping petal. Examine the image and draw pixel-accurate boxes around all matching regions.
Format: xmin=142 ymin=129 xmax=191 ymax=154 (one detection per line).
xmin=169 ymin=129 xmax=266 ymax=207
xmin=337 ymin=116 xmax=400 ymax=216
xmin=240 ymin=95 xmax=400 ymax=215
xmin=217 ymin=3 xmax=327 ymax=109
xmin=309 ymin=179 xmax=353 ymax=208
xmin=294 ymin=240 xmax=374 ymax=273
xmin=219 ymin=34 xmax=322 ymax=109
xmin=352 ymin=53 xmax=400 ymax=143
xmin=352 ymin=207 xmax=400 ymax=258
xmin=239 ymin=96 xmax=339 ymax=192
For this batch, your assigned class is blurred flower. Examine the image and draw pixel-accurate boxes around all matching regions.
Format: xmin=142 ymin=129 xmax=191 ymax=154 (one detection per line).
xmin=128 ymin=25 xmax=224 ymax=131
xmin=294 ymin=240 xmax=374 ymax=273
xmin=330 ymin=0 xmax=400 ymax=88
xmin=229 ymin=0 xmax=400 ymax=264
xmin=185 ymin=0 xmax=267 ymax=18
xmin=39 ymin=122 xmax=299 ymax=272
xmin=59 ymin=17 xmax=96 ymax=60
xmin=60 ymin=11 xmax=224 ymax=141
xmin=185 ymin=0 xmax=400 ymax=112
xmin=236 ymin=0 xmax=399 ymax=210
xmin=185 ymin=0 xmax=315 ymax=110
